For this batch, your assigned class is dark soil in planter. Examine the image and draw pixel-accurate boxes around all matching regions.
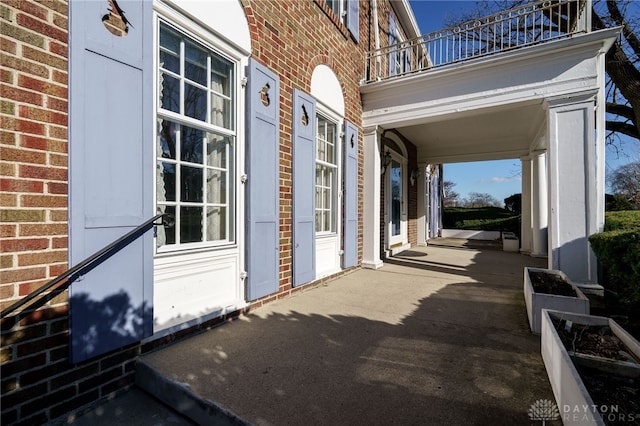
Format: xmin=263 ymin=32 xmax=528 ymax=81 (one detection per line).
xmin=577 ymin=366 xmax=640 ymax=425
xmin=552 ymin=318 xmax=640 ymax=424
xmin=551 ymin=318 xmax=639 ymax=362
xmin=529 ymin=271 xmax=577 ymax=297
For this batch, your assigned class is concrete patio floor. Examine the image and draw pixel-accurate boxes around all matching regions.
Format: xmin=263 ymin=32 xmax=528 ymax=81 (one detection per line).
xmin=74 ymin=241 xmax=561 ymax=425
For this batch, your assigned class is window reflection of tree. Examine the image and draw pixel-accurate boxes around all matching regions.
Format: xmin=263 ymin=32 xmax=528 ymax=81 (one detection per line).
xmin=157 ymin=22 xmax=234 ymax=247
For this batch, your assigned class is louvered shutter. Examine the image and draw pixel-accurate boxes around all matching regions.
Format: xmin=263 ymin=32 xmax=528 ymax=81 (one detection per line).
xmin=69 ymin=1 xmax=153 ymax=362
xmin=346 ymin=0 xmax=360 ymax=43
xmin=343 ymin=121 xmax=358 ymax=268
xmin=246 ymin=59 xmax=280 ymax=301
xmin=292 ymin=90 xmax=316 ymax=287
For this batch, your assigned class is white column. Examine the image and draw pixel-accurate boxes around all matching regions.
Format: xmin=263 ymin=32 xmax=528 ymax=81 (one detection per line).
xmin=545 ymin=93 xmax=599 ymax=285
xmin=595 ymin=49 xmax=607 ymax=234
xmin=362 ymin=125 xmax=384 ymax=269
xmin=531 ymin=151 xmax=548 ymax=258
xmin=520 ymin=156 xmax=532 ymax=254
xmin=416 ymin=164 xmax=427 ymax=246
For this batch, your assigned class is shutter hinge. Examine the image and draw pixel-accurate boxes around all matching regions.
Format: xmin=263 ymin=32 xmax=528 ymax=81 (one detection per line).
xmin=241 ymin=174 xmax=248 ymax=183
xmin=241 ymin=76 xmax=248 ymax=88
xmin=240 ymin=271 xmax=248 ymax=280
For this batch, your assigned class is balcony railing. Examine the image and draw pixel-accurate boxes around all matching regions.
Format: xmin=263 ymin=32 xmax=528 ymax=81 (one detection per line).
xmin=363 ymin=0 xmax=591 ymax=83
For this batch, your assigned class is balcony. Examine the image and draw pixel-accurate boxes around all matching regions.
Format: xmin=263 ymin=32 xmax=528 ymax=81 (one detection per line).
xmin=363 ymin=0 xmax=591 ymax=84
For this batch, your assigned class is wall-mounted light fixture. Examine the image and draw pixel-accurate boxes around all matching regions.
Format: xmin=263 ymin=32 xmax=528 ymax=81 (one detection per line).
xmin=410 ymin=168 xmax=420 ymax=186
xmin=380 ymin=151 xmax=392 ymax=175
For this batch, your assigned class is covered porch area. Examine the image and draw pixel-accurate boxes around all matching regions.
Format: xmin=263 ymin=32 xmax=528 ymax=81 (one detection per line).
xmin=82 ymin=242 xmax=552 ymax=425
xmin=360 ymin=13 xmax=619 ymax=288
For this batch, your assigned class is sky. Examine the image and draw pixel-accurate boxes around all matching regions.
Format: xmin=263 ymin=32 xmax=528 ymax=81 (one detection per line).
xmin=408 ymin=0 xmax=640 ymax=205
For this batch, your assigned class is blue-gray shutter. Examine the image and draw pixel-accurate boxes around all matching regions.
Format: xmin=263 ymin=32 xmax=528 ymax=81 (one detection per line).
xmin=343 ymin=121 xmax=358 ymax=268
xmin=292 ymin=89 xmax=316 ymax=287
xmin=69 ymin=1 xmax=153 ymax=362
xmin=246 ymin=59 xmax=280 ymax=301
xmin=346 ymin=0 xmax=360 ymax=43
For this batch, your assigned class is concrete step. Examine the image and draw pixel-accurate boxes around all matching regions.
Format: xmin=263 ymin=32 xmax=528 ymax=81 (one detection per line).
xmin=135 ymin=360 xmax=251 ymax=426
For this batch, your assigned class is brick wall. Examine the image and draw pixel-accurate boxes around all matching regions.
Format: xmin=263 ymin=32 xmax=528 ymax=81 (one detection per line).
xmin=0 ymin=2 xmax=144 ymax=424
xmin=243 ymin=0 xmax=367 ymax=308
xmin=1 ymin=0 xmax=405 ymax=423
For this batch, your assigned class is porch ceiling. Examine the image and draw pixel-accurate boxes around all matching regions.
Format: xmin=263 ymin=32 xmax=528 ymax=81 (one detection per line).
xmin=395 ymin=101 xmax=545 ymax=164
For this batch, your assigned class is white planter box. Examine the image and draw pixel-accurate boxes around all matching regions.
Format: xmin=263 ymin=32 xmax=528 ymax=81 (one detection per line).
xmin=502 ymin=232 xmax=519 ymax=252
xmin=524 ymin=267 xmax=590 ymax=334
xmin=541 ymin=310 xmax=640 ymax=425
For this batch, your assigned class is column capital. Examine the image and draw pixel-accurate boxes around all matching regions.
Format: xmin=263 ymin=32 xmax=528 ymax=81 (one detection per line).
xmin=362 ymin=125 xmax=383 ymax=137
xmin=543 ymin=90 xmax=598 ymax=110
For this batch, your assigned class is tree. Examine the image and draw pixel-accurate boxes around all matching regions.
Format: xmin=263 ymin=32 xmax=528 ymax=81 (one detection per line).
xmin=504 ymin=193 xmax=522 ymax=214
xmin=609 ymin=161 xmax=640 ymax=209
xmin=463 ymin=192 xmax=502 ymax=208
xmin=443 ymin=180 xmax=460 ymax=207
xmin=592 ymin=1 xmax=640 ymax=144
xmin=446 ymin=0 xmax=640 ymax=146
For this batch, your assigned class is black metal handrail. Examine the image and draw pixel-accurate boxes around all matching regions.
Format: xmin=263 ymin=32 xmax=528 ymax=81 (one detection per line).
xmin=0 ymin=213 xmax=170 ymax=319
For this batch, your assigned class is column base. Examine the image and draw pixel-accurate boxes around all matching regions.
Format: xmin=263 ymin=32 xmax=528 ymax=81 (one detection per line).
xmin=362 ymin=260 xmax=384 ymax=270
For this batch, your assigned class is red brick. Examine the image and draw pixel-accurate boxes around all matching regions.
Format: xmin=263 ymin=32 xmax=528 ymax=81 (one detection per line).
xmin=49 ymin=40 xmax=67 ymax=58
xmin=0 ymin=284 xmax=15 ymax=300
xmin=49 ymin=263 xmax=66 ymax=276
xmin=47 ymin=97 xmax=67 ymax=113
xmin=1 ymin=267 xmax=46 ymax=284
xmin=52 ymin=13 xmax=68 ymax=31
xmin=0 ymin=55 xmax=49 ymax=79
xmin=18 ymin=250 xmax=67 ymax=266
xmin=48 ymin=125 xmax=67 ymax=140
xmin=46 ymin=181 xmax=67 ymax=194
xmin=1 ymin=36 xmax=17 ymax=54
xmin=0 ymin=238 xmax=49 ymax=252
xmin=52 ymin=69 xmax=67 ymax=85
xmin=51 ymin=236 xmax=67 ymax=248
xmin=16 ymin=13 xmax=67 ymax=44
xmin=0 ymin=146 xmax=46 ymax=165
xmin=18 ymin=305 xmax=67 ymax=327
xmin=16 ymin=119 xmax=45 ymax=136
xmin=1 ymin=131 xmax=17 ymax=145
xmin=0 ymin=224 xmax=16 ymax=238
xmin=19 ymin=223 xmax=67 ymax=236
xmin=49 ymin=153 xmax=67 ymax=167
xmin=0 ymin=115 xmax=16 ymax=131
xmin=0 ymin=178 xmax=44 ymax=193
xmin=4 ymin=0 xmax=49 ymax=21
xmin=21 ymin=194 xmax=67 ymax=208
xmin=22 ymin=45 xmax=67 ymax=71
xmin=18 ymin=74 xmax=67 ymax=99
xmin=19 ymin=134 xmax=48 ymax=151
xmin=19 ymin=164 xmax=66 ymax=181
xmin=50 ymin=210 xmax=67 ymax=222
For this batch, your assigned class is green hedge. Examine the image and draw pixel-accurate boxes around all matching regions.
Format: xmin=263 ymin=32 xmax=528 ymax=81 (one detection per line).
xmin=602 ymin=210 xmax=640 ymax=231
xmin=443 ymin=207 xmax=521 ymax=235
xmin=589 ymin=211 xmax=640 ymax=305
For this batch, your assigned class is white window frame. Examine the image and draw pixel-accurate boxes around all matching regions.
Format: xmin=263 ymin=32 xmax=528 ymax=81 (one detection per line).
xmin=315 ymin=108 xmax=342 ymax=236
xmin=153 ymin=8 xmax=243 ymax=255
xmin=325 ymin=0 xmax=346 ymax=23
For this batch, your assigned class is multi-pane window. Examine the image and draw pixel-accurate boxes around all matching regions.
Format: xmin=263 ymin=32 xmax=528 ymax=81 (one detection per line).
xmin=156 ymin=21 xmax=235 ymax=249
xmin=325 ymin=0 xmax=345 ymax=23
xmin=316 ymin=114 xmax=338 ymax=233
